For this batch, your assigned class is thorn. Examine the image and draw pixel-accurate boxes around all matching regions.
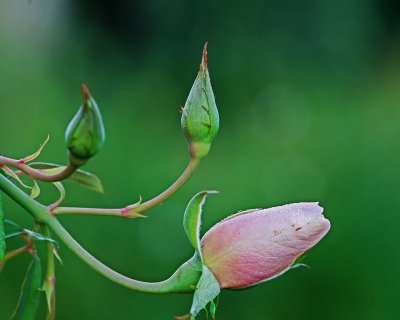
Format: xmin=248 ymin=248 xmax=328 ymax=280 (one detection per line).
xmin=200 ymin=42 xmax=208 ymax=71
xmin=179 ymin=106 xmax=184 ymax=114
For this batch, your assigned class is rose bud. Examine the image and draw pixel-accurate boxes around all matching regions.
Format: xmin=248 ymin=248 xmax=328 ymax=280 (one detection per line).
xmin=181 ymin=43 xmax=219 ymax=159
xmin=65 ymin=84 xmax=105 ymax=165
xmin=200 ymin=202 xmax=330 ymax=289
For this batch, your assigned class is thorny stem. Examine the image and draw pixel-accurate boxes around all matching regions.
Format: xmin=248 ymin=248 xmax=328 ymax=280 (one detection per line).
xmin=0 ymin=173 xmax=201 ymax=294
xmin=54 ymin=157 xmax=199 ymax=217
xmin=0 ymin=155 xmax=78 ymax=182
xmin=42 ymin=225 xmax=56 ymax=320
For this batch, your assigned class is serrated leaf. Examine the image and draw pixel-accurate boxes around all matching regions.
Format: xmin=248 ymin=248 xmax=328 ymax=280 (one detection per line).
xmin=2 ymin=166 xmax=31 ymax=189
xmin=190 ymin=265 xmax=220 ymax=319
xmin=183 ymin=191 xmax=218 ymax=260
xmin=11 ymin=255 xmax=42 ymax=320
xmin=30 ymin=162 xmax=104 ymax=193
xmin=30 ymin=180 xmax=40 ymax=199
xmin=22 ymin=135 xmax=50 ymax=163
xmin=0 ymin=192 xmax=5 ymax=260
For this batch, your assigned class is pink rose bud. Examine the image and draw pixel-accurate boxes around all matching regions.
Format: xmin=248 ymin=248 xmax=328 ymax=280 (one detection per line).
xmin=200 ymin=202 xmax=330 ymax=289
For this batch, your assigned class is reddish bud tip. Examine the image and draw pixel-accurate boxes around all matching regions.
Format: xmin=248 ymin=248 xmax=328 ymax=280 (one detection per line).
xmin=200 ymin=42 xmax=208 ymax=71
xmin=81 ymin=83 xmax=90 ymax=102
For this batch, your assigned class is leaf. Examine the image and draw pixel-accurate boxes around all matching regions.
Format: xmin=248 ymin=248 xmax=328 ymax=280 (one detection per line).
xmin=0 ymin=192 xmax=5 ymax=260
xmin=30 ymin=162 xmax=104 ymax=193
xmin=11 ymin=255 xmax=42 ymax=320
xmin=189 ymin=265 xmax=220 ymax=319
xmin=183 ymin=191 xmax=218 ymax=260
xmin=49 ymin=182 xmax=65 ymax=209
xmin=4 ymin=220 xmax=58 ymax=246
xmin=22 ymin=135 xmax=50 ymax=163
xmin=30 ymin=180 xmax=40 ymax=199
xmin=2 ymin=166 xmax=31 ymax=189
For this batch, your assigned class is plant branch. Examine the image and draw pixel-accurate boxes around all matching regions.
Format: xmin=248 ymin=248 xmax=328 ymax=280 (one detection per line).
xmin=42 ymin=225 xmax=56 ymax=320
xmin=54 ymin=157 xmax=199 ymax=217
xmin=0 ymin=156 xmax=78 ymax=182
xmin=0 ymin=246 xmax=28 ymax=268
xmin=0 ymin=173 xmax=201 ymax=294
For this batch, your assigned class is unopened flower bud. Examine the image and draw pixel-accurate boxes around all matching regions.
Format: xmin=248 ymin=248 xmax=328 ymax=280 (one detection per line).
xmin=201 ymin=203 xmax=330 ymax=289
xmin=181 ymin=43 xmax=219 ymax=159
xmin=65 ymin=84 xmax=105 ymax=165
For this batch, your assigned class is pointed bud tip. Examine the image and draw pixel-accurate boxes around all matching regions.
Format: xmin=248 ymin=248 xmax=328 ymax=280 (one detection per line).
xmin=200 ymin=42 xmax=208 ymax=71
xmin=81 ymin=83 xmax=90 ymax=102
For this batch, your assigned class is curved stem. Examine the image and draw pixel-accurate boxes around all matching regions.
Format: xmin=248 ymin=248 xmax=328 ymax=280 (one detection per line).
xmin=137 ymin=157 xmax=199 ymax=212
xmin=0 ymin=156 xmax=78 ymax=182
xmin=55 ymin=158 xmax=199 ymax=217
xmin=47 ymin=218 xmax=200 ymax=293
xmin=0 ymin=174 xmax=200 ymax=294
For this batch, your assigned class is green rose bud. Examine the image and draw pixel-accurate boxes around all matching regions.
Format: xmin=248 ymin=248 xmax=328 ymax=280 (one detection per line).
xmin=65 ymin=84 xmax=105 ymax=165
xmin=181 ymin=43 xmax=219 ymax=159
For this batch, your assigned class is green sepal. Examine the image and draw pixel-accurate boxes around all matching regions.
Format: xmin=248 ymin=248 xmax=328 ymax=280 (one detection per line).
xmin=11 ymin=255 xmax=42 ymax=320
xmin=30 ymin=162 xmax=104 ymax=193
xmin=189 ymin=265 xmax=221 ymax=319
xmin=161 ymin=253 xmax=203 ymax=294
xmin=0 ymin=192 xmax=5 ymax=260
xmin=183 ymin=191 xmax=218 ymax=260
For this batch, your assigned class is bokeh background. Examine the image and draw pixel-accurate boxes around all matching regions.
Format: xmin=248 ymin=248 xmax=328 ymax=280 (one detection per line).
xmin=1 ymin=0 xmax=400 ymax=319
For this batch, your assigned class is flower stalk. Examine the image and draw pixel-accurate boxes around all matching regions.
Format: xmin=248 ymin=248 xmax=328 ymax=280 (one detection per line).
xmin=0 ymin=173 xmax=201 ymax=294
xmin=54 ymin=157 xmax=199 ymax=217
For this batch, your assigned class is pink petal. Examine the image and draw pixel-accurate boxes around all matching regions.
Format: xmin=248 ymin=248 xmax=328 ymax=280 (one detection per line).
xmin=200 ymin=202 xmax=330 ymax=289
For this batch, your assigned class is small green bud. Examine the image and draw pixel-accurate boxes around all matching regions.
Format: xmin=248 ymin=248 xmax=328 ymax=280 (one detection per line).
xmin=65 ymin=84 xmax=105 ymax=165
xmin=181 ymin=43 xmax=219 ymax=159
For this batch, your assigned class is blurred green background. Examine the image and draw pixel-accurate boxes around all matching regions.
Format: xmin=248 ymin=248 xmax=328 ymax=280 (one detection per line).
xmin=1 ymin=0 xmax=400 ymax=319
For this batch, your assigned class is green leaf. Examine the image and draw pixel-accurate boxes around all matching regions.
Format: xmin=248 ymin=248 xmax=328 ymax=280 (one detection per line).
xmin=4 ymin=220 xmax=58 ymax=246
xmin=30 ymin=162 xmax=104 ymax=193
xmin=30 ymin=180 xmax=40 ymax=199
xmin=183 ymin=191 xmax=218 ymax=259
xmin=50 ymin=181 xmax=66 ymax=209
xmin=2 ymin=166 xmax=31 ymax=189
xmin=11 ymin=255 xmax=42 ymax=320
xmin=189 ymin=265 xmax=220 ymax=319
xmin=22 ymin=135 xmax=50 ymax=163
xmin=0 ymin=192 xmax=5 ymax=260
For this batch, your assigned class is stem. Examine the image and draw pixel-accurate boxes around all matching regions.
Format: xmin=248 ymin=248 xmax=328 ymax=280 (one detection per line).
xmin=0 ymin=174 xmax=200 ymax=294
xmin=55 ymin=158 xmax=199 ymax=217
xmin=43 ymin=226 xmax=56 ymax=320
xmin=138 ymin=157 xmax=199 ymax=212
xmin=0 ymin=156 xmax=78 ymax=182
xmin=0 ymin=246 xmax=27 ymax=267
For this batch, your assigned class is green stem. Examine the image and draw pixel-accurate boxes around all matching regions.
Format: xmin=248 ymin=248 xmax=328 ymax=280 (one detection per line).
xmin=0 ymin=174 xmax=200 ymax=294
xmin=42 ymin=226 xmax=56 ymax=320
xmin=55 ymin=158 xmax=199 ymax=217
